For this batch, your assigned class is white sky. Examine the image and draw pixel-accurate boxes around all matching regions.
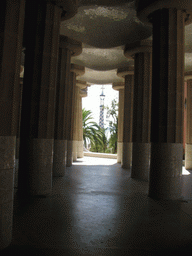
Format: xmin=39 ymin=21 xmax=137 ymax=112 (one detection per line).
xmin=82 ymin=84 xmax=119 ymax=128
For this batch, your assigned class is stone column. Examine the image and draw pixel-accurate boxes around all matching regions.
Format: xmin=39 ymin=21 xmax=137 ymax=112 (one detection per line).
xmin=72 ymin=83 xmax=79 ymax=162
xmin=124 ymin=41 xmax=152 ymax=181
xmin=112 ymin=83 xmax=125 ymax=163
xmin=18 ymin=1 xmax=62 ymax=197
xmin=76 ymin=81 xmax=88 ymax=158
xmin=70 ymin=66 xmax=85 ymax=163
xmin=117 ymin=68 xmax=134 ymax=169
xmin=137 ymin=3 xmax=185 ymax=199
xmin=66 ymin=71 xmax=76 ymax=166
xmin=185 ymin=79 xmax=192 ymax=170
xmin=14 ymin=76 xmax=23 ymax=189
xmin=53 ymin=36 xmax=82 ymax=176
xmin=0 ymin=0 xmax=25 ymax=250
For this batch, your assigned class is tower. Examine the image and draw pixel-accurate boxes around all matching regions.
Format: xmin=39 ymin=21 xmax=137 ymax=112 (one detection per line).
xmin=99 ymin=85 xmax=105 ymax=129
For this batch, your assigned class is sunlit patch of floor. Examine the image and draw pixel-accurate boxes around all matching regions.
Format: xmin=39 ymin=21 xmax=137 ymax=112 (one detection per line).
xmin=73 ymin=156 xmax=117 ymax=166
xmin=182 ymin=166 xmax=191 ymax=175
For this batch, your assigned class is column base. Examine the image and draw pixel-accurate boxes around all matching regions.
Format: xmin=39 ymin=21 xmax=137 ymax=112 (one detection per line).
xmin=131 ymin=143 xmax=151 ymax=181
xmin=0 ymin=136 xmax=16 ymax=250
xmin=67 ymin=140 xmax=73 ymax=167
xmin=77 ymin=140 xmax=84 ymax=158
xmin=73 ymin=140 xmax=77 ymax=161
xmin=117 ymin=142 xmax=123 ymax=163
xmin=185 ymin=144 xmax=192 ymax=170
xmin=53 ymin=140 xmax=67 ymax=177
xmin=148 ymin=143 xmax=183 ymax=200
xmin=29 ymin=139 xmax=54 ymax=196
xmin=122 ymin=142 xmax=132 ymax=169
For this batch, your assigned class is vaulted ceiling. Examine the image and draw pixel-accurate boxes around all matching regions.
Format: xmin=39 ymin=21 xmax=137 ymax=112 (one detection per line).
xmin=59 ymin=0 xmax=192 ymax=84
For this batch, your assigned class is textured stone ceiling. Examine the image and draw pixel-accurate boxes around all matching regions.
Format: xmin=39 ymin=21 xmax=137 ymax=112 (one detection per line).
xmin=60 ymin=3 xmax=151 ymax=48
xmin=71 ymin=44 xmax=134 ymax=71
xmin=59 ymin=0 xmax=192 ymax=84
xmin=76 ymin=67 xmax=124 ymax=84
xmin=59 ymin=1 xmax=151 ymax=84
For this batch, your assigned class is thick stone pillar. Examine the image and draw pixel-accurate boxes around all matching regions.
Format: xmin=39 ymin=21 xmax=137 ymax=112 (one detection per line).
xmin=125 ymin=41 xmax=152 ymax=181
xmin=78 ymin=92 xmax=84 ymax=158
xmin=76 ymin=81 xmax=88 ymax=158
xmin=137 ymin=4 xmax=185 ymax=199
xmin=14 ymin=76 xmax=23 ymax=189
xmin=185 ymin=79 xmax=192 ymax=169
xmin=69 ymin=66 xmax=85 ymax=163
xmin=112 ymin=83 xmax=125 ymax=163
xmin=72 ymin=84 xmax=79 ymax=162
xmin=0 ymin=0 xmax=25 ymax=249
xmin=53 ymin=36 xmax=82 ymax=176
xmin=117 ymin=68 xmax=134 ymax=169
xmin=18 ymin=1 xmax=62 ymax=197
xmin=66 ymin=72 xmax=76 ymax=166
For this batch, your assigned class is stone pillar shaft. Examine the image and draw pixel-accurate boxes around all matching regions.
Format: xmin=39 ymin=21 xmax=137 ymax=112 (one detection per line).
xmin=131 ymin=51 xmax=152 ymax=181
xmin=19 ymin=1 xmax=61 ymax=197
xmin=117 ymin=89 xmax=124 ymax=163
xmin=132 ymin=52 xmax=152 ymax=142
xmin=78 ymin=94 xmax=84 ymax=158
xmin=66 ymin=72 xmax=76 ymax=166
xmin=122 ymin=75 xmax=134 ymax=169
xmin=149 ymin=8 xmax=184 ymax=200
xmin=0 ymin=0 xmax=25 ymax=250
xmin=185 ymin=80 xmax=192 ymax=169
xmin=73 ymin=84 xmax=85 ymax=160
xmin=53 ymin=47 xmax=71 ymax=176
xmin=72 ymin=85 xmax=79 ymax=161
xmin=15 ymin=78 xmax=23 ymax=188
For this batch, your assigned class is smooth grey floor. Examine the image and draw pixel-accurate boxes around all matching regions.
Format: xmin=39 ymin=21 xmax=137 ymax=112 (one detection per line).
xmin=2 ymin=156 xmax=192 ymax=256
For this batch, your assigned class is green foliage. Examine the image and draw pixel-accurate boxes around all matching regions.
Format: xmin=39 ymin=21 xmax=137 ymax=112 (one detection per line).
xmin=106 ymin=99 xmax=118 ymax=154
xmin=82 ymin=101 xmax=118 ymax=154
xmin=82 ymin=108 xmax=104 ymax=151
xmin=90 ymin=127 xmax=108 ymax=153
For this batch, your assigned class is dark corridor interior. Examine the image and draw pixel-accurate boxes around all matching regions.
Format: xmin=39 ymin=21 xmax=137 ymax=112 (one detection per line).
xmin=2 ymin=157 xmax=192 ymax=256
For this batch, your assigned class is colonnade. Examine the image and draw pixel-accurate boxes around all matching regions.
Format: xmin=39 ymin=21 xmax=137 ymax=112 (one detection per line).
xmin=0 ymin=0 xmax=86 ymax=249
xmin=1 ymin=0 xmax=192 ymax=250
xmin=114 ymin=3 xmax=190 ymax=202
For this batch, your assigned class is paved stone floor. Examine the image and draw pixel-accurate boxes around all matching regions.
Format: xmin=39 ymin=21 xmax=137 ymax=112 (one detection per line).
xmin=2 ymin=156 xmax=192 ymax=256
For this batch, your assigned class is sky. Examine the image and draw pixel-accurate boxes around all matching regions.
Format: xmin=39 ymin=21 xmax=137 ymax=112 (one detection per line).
xmin=82 ymin=84 xmax=119 ymax=130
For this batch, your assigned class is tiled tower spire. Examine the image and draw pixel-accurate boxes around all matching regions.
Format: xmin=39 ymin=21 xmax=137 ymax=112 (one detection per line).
xmin=99 ymin=85 xmax=105 ymax=129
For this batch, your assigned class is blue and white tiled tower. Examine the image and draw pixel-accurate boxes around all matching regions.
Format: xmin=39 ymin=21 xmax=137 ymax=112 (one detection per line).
xmin=99 ymin=85 xmax=105 ymax=129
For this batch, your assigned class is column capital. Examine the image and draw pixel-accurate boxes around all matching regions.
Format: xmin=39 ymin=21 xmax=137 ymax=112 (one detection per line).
xmin=71 ymin=64 xmax=85 ymax=76
xmin=117 ymin=67 xmax=134 ymax=78
xmin=80 ymin=88 xmax=88 ymax=98
xmin=76 ymin=80 xmax=87 ymax=89
xmin=112 ymin=82 xmax=125 ymax=91
xmin=59 ymin=35 xmax=82 ymax=56
xmin=124 ymin=40 xmax=152 ymax=59
xmin=136 ymin=0 xmax=192 ymax=25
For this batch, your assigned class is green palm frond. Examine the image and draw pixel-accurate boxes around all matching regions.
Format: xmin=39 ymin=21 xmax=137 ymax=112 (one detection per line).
xmin=82 ymin=108 xmax=108 ymax=151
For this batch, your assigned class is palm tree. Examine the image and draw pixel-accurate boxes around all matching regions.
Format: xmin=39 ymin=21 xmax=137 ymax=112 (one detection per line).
xmin=106 ymin=99 xmax=118 ymax=153
xmin=90 ymin=127 xmax=108 ymax=153
xmin=82 ymin=108 xmax=104 ymax=150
